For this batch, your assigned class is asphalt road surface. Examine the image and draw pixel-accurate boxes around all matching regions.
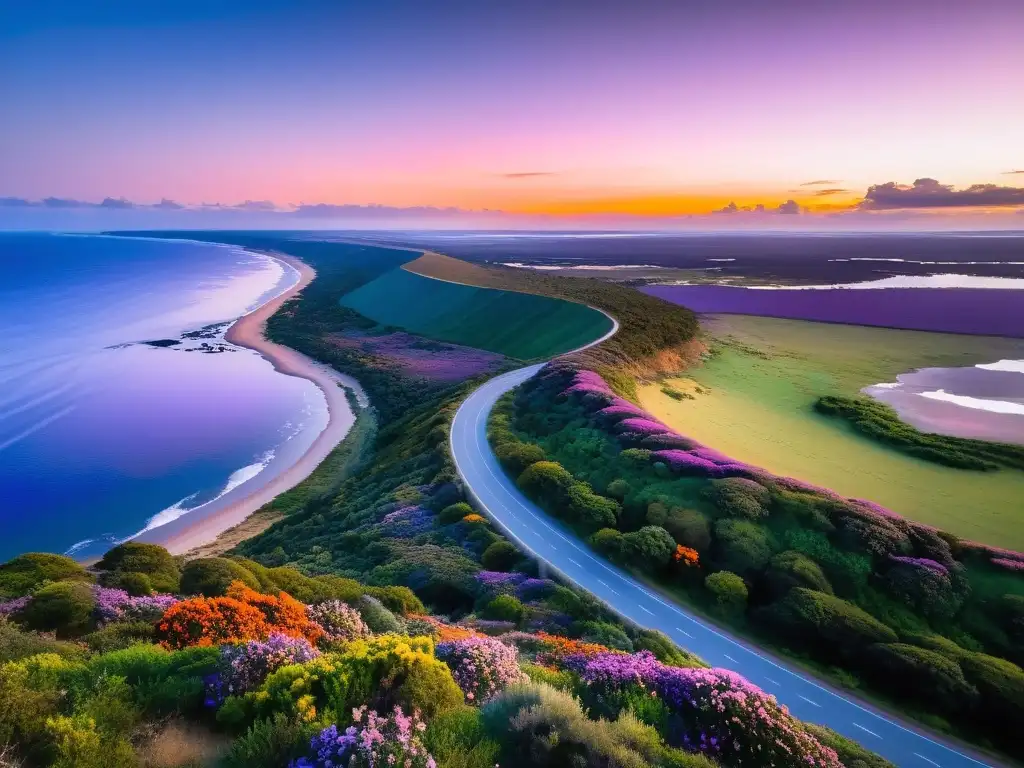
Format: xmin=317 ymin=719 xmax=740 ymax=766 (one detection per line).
xmin=450 ymin=364 xmax=997 ymax=768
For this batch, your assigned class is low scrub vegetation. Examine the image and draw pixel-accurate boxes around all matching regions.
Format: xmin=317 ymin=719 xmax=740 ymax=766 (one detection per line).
xmin=815 ymin=395 xmax=1024 ymax=471
xmin=490 ymin=360 xmax=1024 ymax=754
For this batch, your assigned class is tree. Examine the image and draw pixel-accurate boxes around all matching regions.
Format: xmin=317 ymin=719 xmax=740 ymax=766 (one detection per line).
xmin=663 ymin=508 xmax=712 ymax=552
xmin=621 ymin=526 xmax=676 ymax=569
xmin=95 ymin=543 xmax=180 ymax=593
xmin=517 ymin=461 xmax=574 ymax=510
xmin=713 ymin=519 xmax=776 ymax=575
xmin=589 ymin=528 xmax=624 ymax=560
xmin=481 ymin=541 xmax=520 ymax=572
xmin=605 ymin=479 xmax=630 ymax=500
xmin=760 ymin=588 xmax=897 ymax=660
xmin=705 ymin=478 xmax=770 ymax=520
xmin=764 ymin=551 xmax=833 ymax=598
xmin=705 ymin=571 xmax=747 ymax=615
xmin=566 ymin=483 xmax=619 ymax=530
xmin=483 ymin=595 xmax=526 ymax=624
xmin=495 ymin=441 xmax=546 ymax=475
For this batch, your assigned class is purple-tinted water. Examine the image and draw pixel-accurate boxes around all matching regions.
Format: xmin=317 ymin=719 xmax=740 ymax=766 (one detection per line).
xmin=642 ymin=284 xmax=1024 ymax=338
xmin=0 ymin=233 xmax=328 ymax=560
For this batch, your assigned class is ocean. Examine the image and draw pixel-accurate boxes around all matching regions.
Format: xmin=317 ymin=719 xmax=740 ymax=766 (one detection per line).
xmin=0 ymin=233 xmax=328 ymax=561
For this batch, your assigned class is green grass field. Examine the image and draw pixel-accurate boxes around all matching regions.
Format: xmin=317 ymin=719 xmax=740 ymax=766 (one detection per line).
xmin=339 ymin=265 xmax=613 ymax=360
xmin=640 ymin=315 xmax=1024 ymax=550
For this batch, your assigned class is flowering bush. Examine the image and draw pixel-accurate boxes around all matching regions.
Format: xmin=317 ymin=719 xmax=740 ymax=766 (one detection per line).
xmin=290 ymin=706 xmax=436 ymax=768
xmin=673 ymin=545 xmax=700 ymax=566
xmin=218 ymin=633 xmax=321 ymax=695
xmin=566 ymin=650 xmax=842 ymax=767
xmin=533 ymin=631 xmax=617 ymax=665
xmin=225 ymin=582 xmax=322 ymax=644
xmin=0 ymin=595 xmax=30 ymax=616
xmin=307 ymin=600 xmax=368 ymax=643
xmin=435 ymin=635 xmax=525 ymax=703
xmin=92 ymin=585 xmax=178 ymax=623
xmin=461 ymin=513 xmax=487 ymax=524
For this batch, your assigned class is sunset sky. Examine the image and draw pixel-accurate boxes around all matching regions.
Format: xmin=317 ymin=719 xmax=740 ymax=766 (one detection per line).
xmin=2 ymin=0 xmax=1023 ymax=227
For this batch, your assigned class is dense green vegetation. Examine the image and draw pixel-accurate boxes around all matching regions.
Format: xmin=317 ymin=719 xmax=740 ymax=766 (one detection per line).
xmin=491 ymin=361 xmax=1024 ymax=755
xmin=816 ymin=395 xmax=1024 ymax=471
xmin=407 ymin=252 xmax=700 ymax=395
xmin=341 ymin=266 xmax=612 ymax=360
xmin=0 ymin=545 xmax=877 ymax=768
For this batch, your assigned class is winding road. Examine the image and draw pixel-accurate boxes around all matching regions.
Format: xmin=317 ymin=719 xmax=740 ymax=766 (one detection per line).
xmin=450 ymin=363 xmax=997 ymax=768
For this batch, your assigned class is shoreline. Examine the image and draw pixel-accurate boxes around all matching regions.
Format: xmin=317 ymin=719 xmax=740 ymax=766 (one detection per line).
xmin=148 ymin=252 xmax=367 ymax=555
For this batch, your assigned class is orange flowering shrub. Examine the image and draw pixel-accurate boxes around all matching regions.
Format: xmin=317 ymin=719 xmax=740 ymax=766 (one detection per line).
xmin=409 ymin=614 xmax=483 ymax=642
xmin=157 ymin=580 xmax=322 ymax=648
xmin=462 ymin=514 xmax=486 ymax=523
xmin=673 ymin=545 xmax=699 ymax=567
xmin=157 ymin=595 xmax=269 ymax=648
xmin=226 ymin=581 xmax=322 ymax=644
xmin=534 ymin=631 xmax=621 ymax=665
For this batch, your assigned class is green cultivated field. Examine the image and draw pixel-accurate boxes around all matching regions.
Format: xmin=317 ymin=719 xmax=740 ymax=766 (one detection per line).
xmin=640 ymin=315 xmax=1024 ymax=550
xmin=340 ymin=266 xmax=613 ymax=360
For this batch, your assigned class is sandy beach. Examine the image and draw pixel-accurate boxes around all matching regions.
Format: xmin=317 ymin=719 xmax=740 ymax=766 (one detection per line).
xmin=153 ymin=253 xmax=367 ymax=555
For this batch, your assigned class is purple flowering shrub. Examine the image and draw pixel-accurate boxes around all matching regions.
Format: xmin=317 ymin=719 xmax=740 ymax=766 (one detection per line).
xmin=290 ymin=705 xmax=436 ymax=768
xmin=435 ymin=635 xmax=525 ymax=703
xmin=379 ymin=505 xmax=434 ymax=537
xmin=92 ymin=585 xmax=178 ymax=623
xmin=566 ymin=650 xmax=842 ymax=767
xmin=218 ymin=633 xmax=321 ymax=696
xmin=307 ymin=599 xmax=369 ymax=643
xmin=0 ymin=596 xmax=30 ymax=617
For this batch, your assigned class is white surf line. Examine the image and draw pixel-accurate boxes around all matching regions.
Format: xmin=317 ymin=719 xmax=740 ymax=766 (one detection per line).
xmin=853 ymin=723 xmax=881 ymax=738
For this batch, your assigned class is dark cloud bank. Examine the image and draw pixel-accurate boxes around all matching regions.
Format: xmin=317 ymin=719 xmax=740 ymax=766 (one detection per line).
xmin=860 ymin=178 xmax=1024 ymax=209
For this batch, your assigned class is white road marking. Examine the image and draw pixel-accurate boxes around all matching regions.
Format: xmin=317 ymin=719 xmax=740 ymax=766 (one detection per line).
xmin=724 ymin=654 xmax=738 ymax=663
xmin=640 ymin=605 xmax=654 ymax=616
xmin=799 ymin=695 xmax=821 ymax=708
xmin=765 ymin=677 xmax=780 ymax=686
xmin=852 ymin=723 xmax=881 ymax=738
xmin=567 ymin=558 xmax=582 ymax=567
xmin=675 ymin=627 xmax=693 ymax=638
xmin=915 ymin=754 xmax=941 ymax=767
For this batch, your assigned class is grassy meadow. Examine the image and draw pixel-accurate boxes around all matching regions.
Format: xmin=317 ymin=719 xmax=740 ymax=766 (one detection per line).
xmin=340 ymin=265 xmax=613 ymax=360
xmin=639 ymin=315 xmax=1024 ymax=550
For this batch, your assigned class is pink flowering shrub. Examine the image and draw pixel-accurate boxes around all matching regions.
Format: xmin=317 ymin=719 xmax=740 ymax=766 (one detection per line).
xmin=435 ymin=635 xmax=525 ymax=703
xmin=566 ymin=650 xmax=841 ymax=767
xmin=306 ymin=599 xmax=369 ymax=643
xmin=290 ymin=705 xmax=436 ymax=768
xmin=218 ymin=632 xmax=321 ymax=695
xmin=93 ymin=585 xmax=179 ymax=623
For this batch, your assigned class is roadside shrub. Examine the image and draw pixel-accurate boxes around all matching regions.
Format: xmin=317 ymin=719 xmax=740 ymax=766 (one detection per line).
xmin=958 ymin=652 xmax=1024 ymax=738
xmin=218 ymin=633 xmax=321 ymax=695
xmin=590 ymin=528 xmax=625 ymax=559
xmin=95 ymin=542 xmax=180 ymax=593
xmin=760 ymin=588 xmax=897 ymax=660
xmin=21 ymin=581 xmax=96 ymax=637
xmin=881 ymin=556 xmax=967 ymax=619
xmin=566 ymin=482 xmax=620 ymax=530
xmin=663 ymin=508 xmax=712 ymax=552
xmin=621 ymin=526 xmax=676 ymax=570
xmin=481 ymin=541 xmax=520 ymax=572
xmin=180 ymin=557 xmax=260 ymax=597
xmin=495 ymin=441 xmax=546 ymax=475
xmin=482 ymin=595 xmax=526 ymax=624
xmin=0 ymin=553 xmax=92 ymax=597
xmin=356 ymin=595 xmax=404 ymax=634
xmin=517 ymin=461 xmax=575 ymax=508
xmin=634 ymin=629 xmax=704 ymax=668
xmin=804 ymin=724 xmax=896 ymax=768
xmin=438 ymin=502 xmax=475 ymax=525
xmin=436 ymin=635 xmax=525 ymax=703
xmin=862 ymin=643 xmax=978 ymax=713
xmin=765 ymin=550 xmax=833 ymax=598
xmin=704 ymin=571 xmax=747 ymax=615
xmin=706 ymin=478 xmax=770 ymax=519
xmin=713 ymin=519 xmax=776 ymax=575
xmin=574 ymin=620 xmax=633 ymax=651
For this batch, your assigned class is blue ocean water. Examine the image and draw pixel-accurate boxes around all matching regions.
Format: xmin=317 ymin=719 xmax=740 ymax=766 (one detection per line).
xmin=0 ymin=233 xmax=327 ymax=561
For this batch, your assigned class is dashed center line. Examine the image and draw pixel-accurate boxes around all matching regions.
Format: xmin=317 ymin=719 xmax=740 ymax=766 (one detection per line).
xmin=914 ymin=754 xmax=941 ymax=767
xmin=798 ymin=695 xmax=821 ymax=708
xmin=675 ymin=627 xmax=693 ymax=638
xmin=765 ymin=677 xmax=780 ymax=686
xmin=567 ymin=558 xmax=582 ymax=567
xmin=724 ymin=654 xmax=738 ymax=663
xmin=852 ymin=723 xmax=881 ymax=738
xmin=596 ymin=579 xmax=620 ymax=595
xmin=640 ymin=605 xmax=654 ymax=616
